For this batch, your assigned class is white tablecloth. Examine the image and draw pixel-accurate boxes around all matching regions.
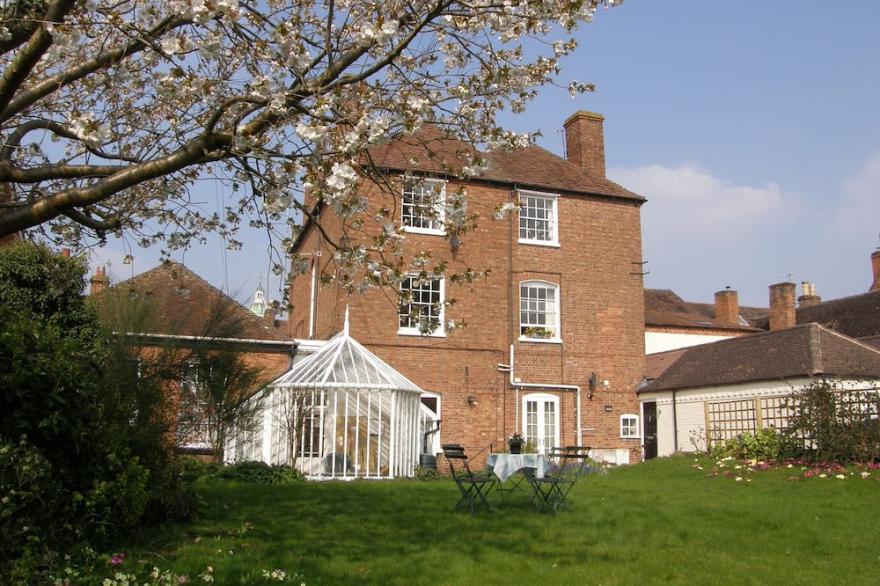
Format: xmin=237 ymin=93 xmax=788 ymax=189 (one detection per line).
xmin=486 ymin=453 xmax=550 ymax=482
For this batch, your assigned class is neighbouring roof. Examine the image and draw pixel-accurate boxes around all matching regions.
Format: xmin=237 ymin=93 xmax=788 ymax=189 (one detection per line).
xmin=99 ymin=261 xmax=285 ymax=342
xmin=366 ymin=124 xmax=644 ymax=202
xmin=272 ymin=318 xmax=422 ymax=392
xmin=685 ymin=300 xmax=768 ymax=327
xmin=644 ymin=289 xmax=762 ymax=332
xmin=781 ymin=289 xmax=879 ymax=339
xmin=862 ymin=335 xmax=880 ymax=350
xmin=641 ymin=323 xmax=880 ymax=393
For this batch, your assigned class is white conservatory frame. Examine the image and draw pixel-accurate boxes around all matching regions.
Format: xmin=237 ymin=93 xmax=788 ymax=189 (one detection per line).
xmin=226 ymin=314 xmax=424 ymax=479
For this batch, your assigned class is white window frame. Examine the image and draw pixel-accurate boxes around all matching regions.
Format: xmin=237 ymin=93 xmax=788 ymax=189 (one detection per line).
xmin=522 ymin=393 xmax=560 ymax=455
xmin=402 ymin=177 xmax=446 ymax=235
xmin=397 ymin=274 xmax=446 ymax=337
xmin=176 ymin=360 xmax=212 ymax=450
xmin=518 ymin=189 xmax=559 ymax=247
xmin=620 ymin=414 xmax=640 ymax=439
xmin=420 ymin=392 xmax=442 ymax=456
xmin=519 ymin=280 xmax=561 ymax=343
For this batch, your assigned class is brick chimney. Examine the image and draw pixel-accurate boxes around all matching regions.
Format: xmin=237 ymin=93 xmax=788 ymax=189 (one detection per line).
xmin=60 ymin=248 xmax=71 ymax=258
xmin=798 ymin=281 xmax=822 ymax=308
xmin=89 ymin=266 xmax=109 ymax=296
xmin=714 ymin=287 xmax=739 ymax=327
xmin=263 ymin=307 xmax=277 ymax=328
xmin=871 ymin=249 xmax=880 ymax=292
xmin=563 ymin=111 xmax=606 ymax=179
xmin=769 ymin=281 xmax=796 ymax=330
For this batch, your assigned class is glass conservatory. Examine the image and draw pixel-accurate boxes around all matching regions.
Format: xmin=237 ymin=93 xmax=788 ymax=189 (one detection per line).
xmin=226 ymin=317 xmax=424 ymax=479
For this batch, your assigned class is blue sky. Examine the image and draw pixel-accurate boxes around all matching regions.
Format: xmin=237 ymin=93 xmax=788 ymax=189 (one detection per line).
xmin=93 ymin=0 xmax=880 ymax=308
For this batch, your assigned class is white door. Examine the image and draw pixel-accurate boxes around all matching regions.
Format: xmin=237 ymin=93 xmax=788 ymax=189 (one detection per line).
xmin=522 ymin=393 xmax=560 ymax=454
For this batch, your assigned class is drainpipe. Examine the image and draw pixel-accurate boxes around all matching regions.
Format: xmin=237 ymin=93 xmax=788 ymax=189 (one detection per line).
xmin=508 ymin=344 xmax=582 ymax=445
xmin=672 ymin=389 xmax=679 ymax=453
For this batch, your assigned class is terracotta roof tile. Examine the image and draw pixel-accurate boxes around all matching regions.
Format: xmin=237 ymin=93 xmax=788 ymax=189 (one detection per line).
xmin=641 ymin=323 xmax=880 ymax=393
xmin=366 ymin=125 xmax=643 ymax=201
xmin=99 ymin=262 xmax=284 ymax=341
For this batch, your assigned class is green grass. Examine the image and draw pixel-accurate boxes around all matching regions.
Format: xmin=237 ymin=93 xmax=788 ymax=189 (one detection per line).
xmin=126 ymin=457 xmax=880 ymax=585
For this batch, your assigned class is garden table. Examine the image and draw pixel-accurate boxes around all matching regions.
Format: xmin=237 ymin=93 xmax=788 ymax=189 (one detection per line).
xmin=487 ymin=453 xmax=550 ymax=482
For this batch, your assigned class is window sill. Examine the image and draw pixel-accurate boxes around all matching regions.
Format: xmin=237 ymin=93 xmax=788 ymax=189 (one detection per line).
xmin=398 ymin=329 xmax=447 ymax=338
xmin=518 ymin=238 xmax=560 ymax=248
xmin=404 ymin=226 xmax=446 ymax=236
xmin=518 ymin=336 xmax=562 ymax=344
xmin=620 ymin=436 xmax=642 ymax=440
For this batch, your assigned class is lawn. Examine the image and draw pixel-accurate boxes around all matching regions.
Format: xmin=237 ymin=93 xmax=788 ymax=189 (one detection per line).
xmin=124 ymin=456 xmax=879 ymax=585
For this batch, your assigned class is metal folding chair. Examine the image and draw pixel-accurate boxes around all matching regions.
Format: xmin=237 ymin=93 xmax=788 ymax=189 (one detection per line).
xmin=528 ymin=446 xmax=592 ymax=512
xmin=442 ymin=444 xmax=495 ymax=513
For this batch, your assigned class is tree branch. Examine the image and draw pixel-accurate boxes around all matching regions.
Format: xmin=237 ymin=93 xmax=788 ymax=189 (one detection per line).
xmin=0 ymin=0 xmax=77 ymax=114
xmin=0 ymin=13 xmax=188 ymax=122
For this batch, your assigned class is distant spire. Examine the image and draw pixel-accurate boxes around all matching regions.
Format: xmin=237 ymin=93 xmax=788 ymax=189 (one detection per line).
xmin=344 ymin=305 xmax=350 ymax=336
xmin=248 ymin=280 xmax=268 ymax=316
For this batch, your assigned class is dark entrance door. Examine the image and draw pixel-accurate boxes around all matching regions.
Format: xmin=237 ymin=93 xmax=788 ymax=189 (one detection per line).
xmin=643 ymin=402 xmax=658 ymax=460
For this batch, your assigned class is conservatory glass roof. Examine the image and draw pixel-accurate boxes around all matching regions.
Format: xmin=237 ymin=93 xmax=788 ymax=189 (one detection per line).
xmin=272 ymin=311 xmax=423 ymax=392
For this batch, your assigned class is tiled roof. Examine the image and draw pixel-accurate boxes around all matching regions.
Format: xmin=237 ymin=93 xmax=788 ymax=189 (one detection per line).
xmin=641 ymin=323 xmax=880 ymax=393
xmin=750 ymin=289 xmax=880 ymax=338
xmin=100 ymin=262 xmax=284 ymax=341
xmin=366 ymin=124 xmax=644 ymax=201
xmin=794 ymin=290 xmax=880 ymax=338
xmin=645 ymin=347 xmax=688 ymax=381
xmin=644 ymin=289 xmax=761 ymax=332
xmin=685 ymin=300 xmax=768 ymax=327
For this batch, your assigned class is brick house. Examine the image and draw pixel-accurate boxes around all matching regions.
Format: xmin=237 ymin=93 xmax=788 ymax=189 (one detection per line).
xmin=91 ymin=261 xmax=299 ymax=457
xmin=286 ymin=112 xmax=648 ymax=465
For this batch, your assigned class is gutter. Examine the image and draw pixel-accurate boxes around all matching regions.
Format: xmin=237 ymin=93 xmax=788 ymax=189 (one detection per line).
xmin=118 ymin=332 xmax=300 ymax=354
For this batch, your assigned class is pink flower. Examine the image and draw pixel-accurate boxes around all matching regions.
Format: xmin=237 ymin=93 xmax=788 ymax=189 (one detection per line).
xmin=109 ymin=553 xmax=126 ymax=566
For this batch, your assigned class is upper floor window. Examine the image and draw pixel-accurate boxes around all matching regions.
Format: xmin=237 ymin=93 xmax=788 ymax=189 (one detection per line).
xmin=620 ymin=414 xmax=640 ymax=439
xmin=402 ymin=178 xmax=446 ymax=234
xmin=520 ymin=281 xmax=560 ymax=342
xmin=518 ymin=190 xmax=558 ymax=246
xmin=398 ymin=275 xmax=445 ymax=336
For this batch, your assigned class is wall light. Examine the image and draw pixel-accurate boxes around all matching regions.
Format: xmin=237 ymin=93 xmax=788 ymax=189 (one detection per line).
xmin=588 ymin=372 xmax=598 ymax=400
xmin=467 ymin=395 xmax=477 ymax=407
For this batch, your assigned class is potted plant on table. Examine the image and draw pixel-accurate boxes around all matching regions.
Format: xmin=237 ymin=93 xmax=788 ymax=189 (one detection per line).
xmin=508 ymin=433 xmax=524 ymax=454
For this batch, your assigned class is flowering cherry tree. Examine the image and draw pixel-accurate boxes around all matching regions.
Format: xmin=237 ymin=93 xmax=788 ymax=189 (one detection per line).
xmin=0 ymin=0 xmax=621 ymax=284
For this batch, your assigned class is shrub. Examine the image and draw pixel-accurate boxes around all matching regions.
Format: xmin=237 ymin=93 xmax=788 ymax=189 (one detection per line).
xmin=215 ymin=461 xmax=303 ymax=484
xmin=413 ymin=465 xmax=441 ymax=481
xmin=784 ymin=380 xmax=880 ymax=463
xmin=0 ymin=243 xmax=197 ymax=578
xmin=709 ymin=428 xmax=792 ymax=461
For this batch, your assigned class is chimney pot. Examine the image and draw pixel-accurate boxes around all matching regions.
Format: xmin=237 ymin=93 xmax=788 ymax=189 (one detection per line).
xmin=769 ymin=281 xmax=796 ymax=330
xmin=60 ymin=248 xmax=71 ymax=258
xmin=714 ymin=288 xmax=740 ymax=327
xmin=563 ymin=111 xmax=606 ymax=179
xmin=798 ymin=281 xmax=822 ymax=308
xmin=89 ymin=265 xmax=110 ymax=296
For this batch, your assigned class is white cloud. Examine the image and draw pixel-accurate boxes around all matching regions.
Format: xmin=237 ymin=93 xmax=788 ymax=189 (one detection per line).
xmin=609 ymin=163 xmax=792 ymax=239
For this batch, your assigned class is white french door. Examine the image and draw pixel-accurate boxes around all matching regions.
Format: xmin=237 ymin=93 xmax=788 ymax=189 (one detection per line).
xmin=522 ymin=393 xmax=560 ymax=454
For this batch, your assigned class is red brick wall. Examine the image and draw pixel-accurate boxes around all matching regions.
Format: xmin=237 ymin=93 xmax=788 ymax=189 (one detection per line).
xmin=288 ymin=177 xmax=646 ymax=463
xmin=769 ymin=282 xmax=796 ymax=331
